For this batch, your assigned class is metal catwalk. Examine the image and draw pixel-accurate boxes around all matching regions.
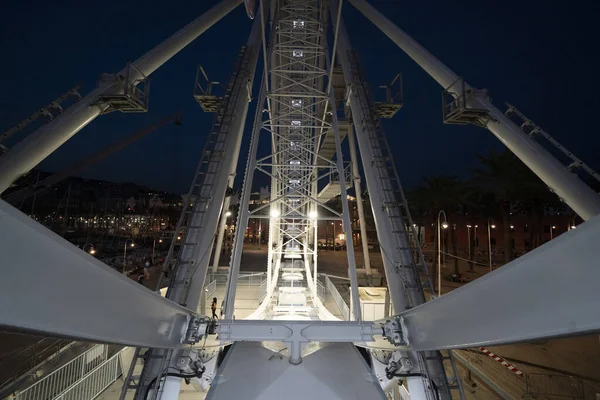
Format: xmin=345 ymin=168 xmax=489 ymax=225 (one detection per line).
xmin=1 ymin=1 xmax=600 ymax=399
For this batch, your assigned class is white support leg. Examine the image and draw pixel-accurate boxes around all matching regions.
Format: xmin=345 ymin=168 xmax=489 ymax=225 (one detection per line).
xmin=347 ymin=0 xmax=600 ymax=220
xmin=347 ymin=126 xmax=371 ymax=275
xmin=212 ymin=190 xmax=233 ymax=273
xmin=0 ymin=0 xmax=244 ymax=194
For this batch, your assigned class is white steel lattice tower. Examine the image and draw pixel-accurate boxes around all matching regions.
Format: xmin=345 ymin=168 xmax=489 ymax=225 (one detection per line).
xmin=226 ymin=0 xmax=361 ymax=323
xmin=3 ymin=1 xmax=600 ymax=400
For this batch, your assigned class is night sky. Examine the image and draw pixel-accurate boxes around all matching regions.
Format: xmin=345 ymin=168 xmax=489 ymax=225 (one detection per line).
xmin=1 ymin=0 xmax=599 ymax=195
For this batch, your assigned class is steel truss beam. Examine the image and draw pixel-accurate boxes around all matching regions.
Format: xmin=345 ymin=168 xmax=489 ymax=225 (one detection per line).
xmin=0 ymin=200 xmax=191 ymax=348
xmin=395 ymin=214 xmax=600 ymax=351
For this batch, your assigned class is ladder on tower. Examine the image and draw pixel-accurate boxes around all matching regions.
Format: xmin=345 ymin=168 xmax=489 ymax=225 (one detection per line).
xmin=347 ymin=51 xmax=465 ymax=400
xmin=120 ymin=45 xmax=251 ymax=400
xmin=505 ymin=103 xmax=600 ymax=185
xmin=0 ymin=86 xmax=82 ymax=145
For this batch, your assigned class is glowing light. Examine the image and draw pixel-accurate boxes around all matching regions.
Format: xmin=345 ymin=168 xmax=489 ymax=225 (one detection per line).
xmin=466 ymin=224 xmax=472 ymax=228
xmin=491 ymin=224 xmax=496 ymax=229
xmin=90 ymin=249 xmax=96 ymax=255
xmin=510 ymin=225 xmax=514 ymax=229
xmin=308 ymin=211 xmax=317 ymax=219
xmin=270 ymin=209 xmax=280 ymax=218
xmin=177 ymin=236 xmax=181 ymax=240
xmin=225 ymin=211 xmax=232 ymax=217
xmin=130 ymin=243 xmax=135 ymax=247
xmin=159 ymin=239 xmax=163 ymax=243
xmin=571 ymin=225 xmax=576 ymax=229
xmin=441 ymin=222 xmax=449 ymax=229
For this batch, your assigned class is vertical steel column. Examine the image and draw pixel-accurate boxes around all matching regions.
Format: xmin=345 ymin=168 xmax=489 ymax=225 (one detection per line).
xmin=212 ymin=179 xmax=234 ymax=272
xmin=0 ymin=0 xmax=244 ymax=194
xmin=132 ymin=13 xmax=262 ymax=400
xmin=330 ymin=2 xmax=451 ymax=398
xmin=347 ymin=0 xmax=600 ymax=220
xmin=347 ymin=126 xmax=371 ymax=275
xmin=224 ymin=59 xmax=269 ymax=320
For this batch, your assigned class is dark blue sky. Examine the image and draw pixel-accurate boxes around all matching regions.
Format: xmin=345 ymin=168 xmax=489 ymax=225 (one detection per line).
xmin=1 ymin=0 xmax=599 ymax=194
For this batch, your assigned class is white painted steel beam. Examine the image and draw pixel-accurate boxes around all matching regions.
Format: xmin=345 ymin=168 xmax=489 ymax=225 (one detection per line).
xmin=0 ymin=200 xmax=192 ymax=348
xmin=217 ymin=320 xmax=378 ymax=342
xmin=347 ymin=0 xmax=600 ymax=220
xmin=396 ymin=214 xmax=600 ymax=350
xmin=0 ymin=0 xmax=243 ymax=194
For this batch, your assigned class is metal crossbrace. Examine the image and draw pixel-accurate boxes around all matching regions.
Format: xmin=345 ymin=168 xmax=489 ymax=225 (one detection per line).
xmin=120 ymin=46 xmax=250 ymax=400
xmin=505 ymin=102 xmax=600 ymax=184
xmin=0 ymin=86 xmax=82 ymax=144
xmin=347 ymin=51 xmax=464 ymax=399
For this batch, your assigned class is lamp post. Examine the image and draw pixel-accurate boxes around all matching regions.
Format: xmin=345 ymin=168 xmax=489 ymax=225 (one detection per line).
xmin=550 ymin=225 xmax=555 ymax=240
xmin=123 ymin=239 xmax=135 ymax=273
xmin=466 ymin=225 xmax=471 ymax=261
xmin=569 ymin=215 xmax=580 ymax=231
xmin=152 ymin=237 xmax=163 ymax=263
xmin=487 ymin=218 xmax=495 ymax=272
xmin=437 ymin=210 xmax=448 ymax=297
xmin=83 ymin=243 xmax=95 ymax=255
xmin=332 ymin=222 xmax=336 ymax=251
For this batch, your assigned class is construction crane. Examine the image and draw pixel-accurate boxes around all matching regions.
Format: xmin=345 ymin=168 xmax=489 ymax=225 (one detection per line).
xmin=2 ymin=113 xmax=181 ymax=206
xmin=0 ymin=1 xmax=599 ymax=400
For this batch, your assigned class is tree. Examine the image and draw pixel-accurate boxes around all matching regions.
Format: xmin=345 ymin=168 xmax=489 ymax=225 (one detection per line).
xmin=471 ymin=150 xmax=523 ymax=264
xmin=411 ymin=175 xmax=473 ymax=275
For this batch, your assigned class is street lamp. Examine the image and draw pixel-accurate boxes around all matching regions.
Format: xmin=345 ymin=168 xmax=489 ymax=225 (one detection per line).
xmin=83 ymin=243 xmax=95 ymax=255
xmin=331 ymin=222 xmax=336 ymax=251
xmin=124 ymin=239 xmax=135 ymax=273
xmin=437 ymin=210 xmax=448 ymax=297
xmin=152 ymin=237 xmax=163 ymax=263
xmin=466 ymin=225 xmax=472 ymax=261
xmin=550 ymin=225 xmax=556 ymax=240
xmin=487 ymin=218 xmax=495 ymax=272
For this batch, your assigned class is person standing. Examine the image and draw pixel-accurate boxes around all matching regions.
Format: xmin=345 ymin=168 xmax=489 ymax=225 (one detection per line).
xmin=211 ymin=297 xmax=219 ymax=319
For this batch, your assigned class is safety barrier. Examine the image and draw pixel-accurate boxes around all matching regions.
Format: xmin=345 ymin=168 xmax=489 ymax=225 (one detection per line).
xmin=205 ymin=279 xmax=217 ymax=299
xmin=54 ymin=352 xmax=121 ymax=400
xmin=0 ymin=338 xmax=72 ymax=395
xmin=14 ymin=344 xmax=110 ymax=400
xmin=324 ymin=275 xmax=350 ymax=320
xmin=258 ymin=278 xmax=268 ymax=303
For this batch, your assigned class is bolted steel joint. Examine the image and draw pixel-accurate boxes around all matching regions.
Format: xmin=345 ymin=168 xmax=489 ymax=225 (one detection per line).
xmin=184 ymin=316 xmax=210 ymax=344
xmin=382 ymin=317 xmax=406 ymax=346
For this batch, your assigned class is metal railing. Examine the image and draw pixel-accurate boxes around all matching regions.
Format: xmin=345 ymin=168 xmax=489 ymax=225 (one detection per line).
xmin=0 ymin=338 xmax=72 ymax=394
xmin=54 ymin=352 xmax=121 ymax=400
xmin=14 ymin=344 xmax=109 ymax=400
xmin=204 ymin=279 xmax=217 ymax=299
xmin=316 ymin=279 xmax=326 ymax=300
xmin=526 ymin=373 xmax=591 ymax=399
xmin=258 ymin=278 xmax=267 ymax=303
xmin=324 ymin=275 xmax=350 ymax=320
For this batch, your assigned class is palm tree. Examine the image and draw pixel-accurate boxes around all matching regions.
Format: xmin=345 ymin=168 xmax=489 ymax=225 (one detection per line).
xmin=471 ymin=150 xmax=523 ymax=264
xmin=411 ymin=175 xmax=473 ymax=276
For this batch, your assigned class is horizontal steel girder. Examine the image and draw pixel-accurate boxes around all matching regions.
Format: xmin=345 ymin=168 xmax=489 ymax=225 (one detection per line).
xmin=217 ymin=320 xmax=378 ymax=343
xmin=0 ymin=200 xmax=192 ymax=348
xmin=394 ymin=213 xmax=600 ymax=350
